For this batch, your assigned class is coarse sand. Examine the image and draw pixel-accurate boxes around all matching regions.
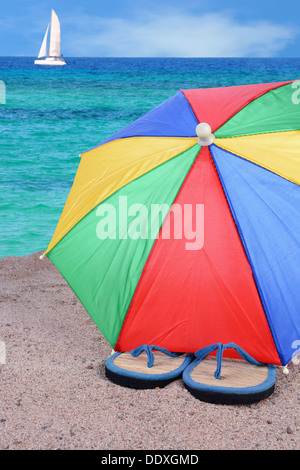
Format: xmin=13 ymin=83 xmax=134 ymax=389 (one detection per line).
xmin=0 ymin=252 xmax=299 ymax=450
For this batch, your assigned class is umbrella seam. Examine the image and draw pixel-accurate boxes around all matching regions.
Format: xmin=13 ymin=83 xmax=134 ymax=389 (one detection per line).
xmin=210 ymin=145 xmax=284 ymax=365
xmin=215 ymin=80 xmax=297 ymax=136
xmin=114 ymin=146 xmax=202 ymax=350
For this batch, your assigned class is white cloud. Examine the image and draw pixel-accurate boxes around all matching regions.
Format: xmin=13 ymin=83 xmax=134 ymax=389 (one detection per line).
xmin=64 ymin=10 xmax=298 ymax=57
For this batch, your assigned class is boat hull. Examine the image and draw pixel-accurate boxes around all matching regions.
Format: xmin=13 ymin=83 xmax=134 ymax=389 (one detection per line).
xmin=34 ymin=57 xmax=66 ymax=66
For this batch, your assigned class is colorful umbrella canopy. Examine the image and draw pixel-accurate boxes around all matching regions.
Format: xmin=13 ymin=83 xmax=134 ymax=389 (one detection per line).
xmin=44 ymin=80 xmax=300 ymax=367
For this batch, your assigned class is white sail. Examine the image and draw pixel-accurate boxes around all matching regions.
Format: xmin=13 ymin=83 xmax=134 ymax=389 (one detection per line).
xmin=35 ymin=9 xmax=66 ymax=65
xmin=37 ymin=24 xmax=49 ymax=58
xmin=49 ymin=9 xmax=61 ymax=57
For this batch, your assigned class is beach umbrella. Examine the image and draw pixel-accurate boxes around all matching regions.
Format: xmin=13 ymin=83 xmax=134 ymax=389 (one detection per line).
xmin=42 ymin=79 xmax=300 ymax=368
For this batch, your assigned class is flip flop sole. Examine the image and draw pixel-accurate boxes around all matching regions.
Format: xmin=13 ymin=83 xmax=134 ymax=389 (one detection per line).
xmin=184 ymin=382 xmax=275 ymax=405
xmin=105 ymin=366 xmax=179 ymax=389
xmin=183 ymin=356 xmax=276 ymax=405
xmin=105 ymin=351 xmax=193 ymax=389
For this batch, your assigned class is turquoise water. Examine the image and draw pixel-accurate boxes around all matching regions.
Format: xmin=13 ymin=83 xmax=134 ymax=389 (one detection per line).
xmin=0 ymin=57 xmax=299 ymax=257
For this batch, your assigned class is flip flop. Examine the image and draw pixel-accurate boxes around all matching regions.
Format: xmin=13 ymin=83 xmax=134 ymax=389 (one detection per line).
xmin=183 ymin=342 xmax=276 ymax=405
xmin=105 ymin=344 xmax=193 ymax=389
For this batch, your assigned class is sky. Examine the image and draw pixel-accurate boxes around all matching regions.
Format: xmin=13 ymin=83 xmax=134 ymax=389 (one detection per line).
xmin=0 ymin=0 xmax=299 ymax=57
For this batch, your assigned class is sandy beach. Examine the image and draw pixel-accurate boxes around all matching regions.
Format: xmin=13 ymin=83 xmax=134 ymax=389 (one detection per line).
xmin=0 ymin=252 xmax=299 ymax=450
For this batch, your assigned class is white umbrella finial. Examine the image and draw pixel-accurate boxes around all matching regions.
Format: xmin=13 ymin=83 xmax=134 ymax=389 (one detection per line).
xmin=196 ymin=123 xmax=215 ymax=146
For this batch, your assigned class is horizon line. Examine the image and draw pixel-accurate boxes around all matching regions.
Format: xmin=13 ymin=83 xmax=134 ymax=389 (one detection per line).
xmin=0 ymin=56 xmax=299 ymax=59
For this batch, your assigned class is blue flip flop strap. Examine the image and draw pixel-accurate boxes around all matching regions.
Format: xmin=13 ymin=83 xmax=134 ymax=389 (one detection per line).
xmin=130 ymin=345 xmax=180 ymax=368
xmin=195 ymin=342 xmax=264 ymax=380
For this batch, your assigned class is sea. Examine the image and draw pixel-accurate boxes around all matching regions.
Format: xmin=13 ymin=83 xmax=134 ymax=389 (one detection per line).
xmin=0 ymin=57 xmax=299 ymax=258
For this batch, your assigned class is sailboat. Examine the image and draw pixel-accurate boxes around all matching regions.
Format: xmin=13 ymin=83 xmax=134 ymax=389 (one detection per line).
xmin=35 ymin=9 xmax=66 ymax=66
